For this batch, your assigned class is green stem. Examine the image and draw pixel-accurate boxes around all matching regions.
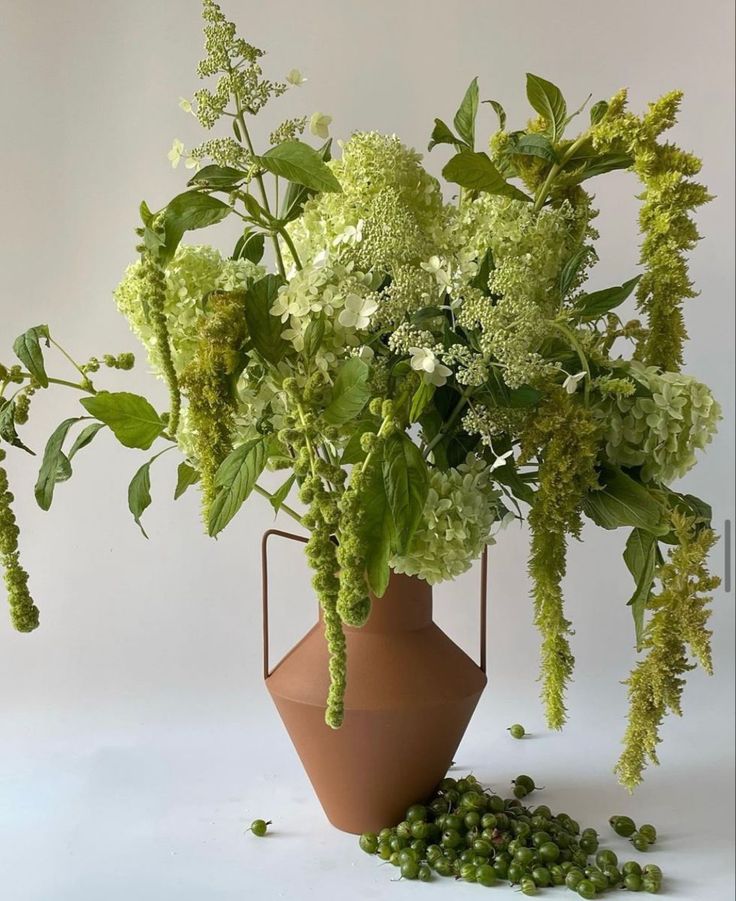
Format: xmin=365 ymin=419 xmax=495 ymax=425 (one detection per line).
xmin=532 ymin=133 xmax=590 ymax=213
xmin=254 ymin=483 xmax=305 ymax=527
xmin=276 ymin=226 xmax=303 ymax=271
xmin=17 ymin=371 xmax=95 ymax=394
xmin=49 ymin=338 xmax=88 ymax=382
xmin=422 ymin=385 xmax=473 ymax=459
xmin=550 ymin=321 xmax=591 ymax=403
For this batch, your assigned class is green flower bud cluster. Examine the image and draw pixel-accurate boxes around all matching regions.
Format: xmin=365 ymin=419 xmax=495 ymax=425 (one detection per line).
xmin=599 ymin=361 xmax=721 ymax=484
xmin=81 ymin=352 xmax=135 ymax=374
xmin=0 ymin=364 xmax=24 ymax=385
xmin=13 ymin=389 xmax=34 ymax=425
xmin=0 ymin=450 xmax=39 ymax=632
xmin=137 ymin=216 xmax=181 ymax=436
xmin=519 ymin=392 xmax=601 ymax=730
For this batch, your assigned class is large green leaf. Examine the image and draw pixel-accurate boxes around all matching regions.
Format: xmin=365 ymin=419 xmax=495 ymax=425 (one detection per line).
xmin=243 ymin=274 xmax=288 ymax=365
xmin=232 ymin=230 xmax=265 ymax=265
xmin=442 ymin=152 xmax=531 ymax=202
xmin=574 ymin=275 xmax=641 ymax=320
xmin=583 ymin=468 xmax=666 ymax=533
xmin=13 ymin=325 xmax=50 ymax=388
xmin=34 ymin=417 xmax=84 ymax=510
xmin=454 ymin=77 xmax=479 ymax=149
xmin=187 ymin=164 xmax=247 ymax=190
xmin=128 ymin=460 xmax=153 ymax=538
xmin=340 ymin=419 xmax=377 ymax=465
xmin=278 ymin=139 xmax=333 ymax=222
xmin=258 ymin=140 xmax=341 ymax=194
xmin=162 ymin=191 xmax=232 ymax=261
xmin=511 ymin=133 xmax=559 ymax=164
xmin=526 ymin=73 xmax=567 ymax=142
xmin=360 ymin=456 xmax=393 ymax=597
xmin=623 ymin=528 xmax=659 ymax=647
xmin=383 ymin=433 xmax=429 ymax=555
xmin=80 ymin=392 xmax=164 ymax=450
xmin=208 ymin=438 xmax=268 ymax=536
xmin=428 ymin=118 xmax=465 ymax=153
xmin=323 ymin=358 xmax=371 ymax=426
xmin=566 ymin=152 xmax=633 ymax=185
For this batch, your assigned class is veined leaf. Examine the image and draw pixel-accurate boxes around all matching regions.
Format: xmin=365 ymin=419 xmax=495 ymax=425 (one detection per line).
xmin=232 ymin=230 xmax=265 ymax=265
xmin=442 ymin=151 xmax=532 ymax=202
xmin=623 ymin=528 xmax=659 ymax=647
xmin=483 ymin=99 xmax=506 ymax=131
xmin=34 ymin=417 xmax=84 ymax=510
xmin=279 ymin=139 xmax=333 ymax=222
xmin=187 ymin=164 xmax=247 ymax=190
xmin=81 ymin=392 xmax=164 ymax=450
xmin=259 ymin=140 xmax=341 ymax=194
xmin=302 ymin=316 xmax=326 ymax=360
xmin=454 ymin=77 xmax=479 ymax=149
xmin=162 ymin=190 xmax=232 ymax=262
xmin=410 ymin=380 xmax=435 ymax=423
xmin=590 ymin=99 xmax=609 ymax=125
xmin=340 ymin=419 xmax=377 ymax=465
xmin=208 ymin=438 xmax=268 ymax=536
xmin=574 ymin=275 xmax=641 ymax=320
xmin=526 ymin=73 xmax=567 ymax=142
xmin=428 ymin=118 xmax=465 ymax=153
xmin=583 ymin=468 xmax=666 ymax=533
xmin=511 ymin=133 xmax=559 ymax=164
xmin=128 ymin=460 xmax=153 ymax=538
xmin=243 ymin=274 xmax=288 ymax=365
xmin=67 ymin=422 xmax=106 ymax=459
xmin=324 ymin=357 xmax=370 ymax=426
xmin=174 ymin=461 xmax=199 ymax=500
xmin=0 ymin=399 xmax=34 ymax=454
xmin=383 ymin=432 xmax=429 ymax=555
xmin=269 ymin=472 xmax=296 ymax=514
xmin=559 ymin=248 xmax=589 ymax=297
xmin=360 ymin=456 xmax=392 ymax=597
xmin=470 ymin=248 xmax=495 ymax=296
xmin=13 ymin=325 xmax=50 ymax=388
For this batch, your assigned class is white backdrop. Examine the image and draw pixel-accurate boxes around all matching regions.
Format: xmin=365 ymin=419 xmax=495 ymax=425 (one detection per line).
xmin=0 ymin=2 xmax=733 ymax=899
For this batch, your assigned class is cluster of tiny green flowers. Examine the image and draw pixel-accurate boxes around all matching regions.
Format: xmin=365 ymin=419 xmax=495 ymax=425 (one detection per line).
xmin=189 ymin=137 xmax=256 ymax=173
xmin=592 ymin=89 xmax=712 ymax=371
xmin=194 ymin=0 xmax=285 ymax=125
xmin=0 ymin=450 xmax=39 ymax=632
xmin=442 ymin=344 xmax=489 ymax=387
xmin=391 ymin=454 xmax=502 ymax=585
xmin=616 ymin=512 xmax=719 ymax=789
xmin=592 ymin=374 xmax=636 ymax=399
xmin=81 ymin=352 xmax=135 ymax=374
xmin=115 ymin=244 xmax=263 ymax=378
xmin=599 ymin=361 xmax=721 ymax=484
xmin=269 ymin=117 xmax=307 ymax=146
xmin=462 ymin=404 xmax=530 ymax=447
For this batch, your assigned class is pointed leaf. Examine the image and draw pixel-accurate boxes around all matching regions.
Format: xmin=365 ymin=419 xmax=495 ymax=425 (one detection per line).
xmin=590 ymin=100 xmax=609 ymax=125
xmin=574 ymin=275 xmax=641 ymax=320
xmin=454 ymin=77 xmax=479 ymax=149
xmin=80 ymin=392 xmax=164 ymax=450
xmin=269 ymin=472 xmax=296 ymax=514
xmin=511 ymin=133 xmax=559 ymax=164
xmin=583 ymin=468 xmax=667 ymax=533
xmin=243 ymin=274 xmax=288 ymax=365
xmin=258 ymin=140 xmax=341 ymax=193
xmin=174 ymin=461 xmax=200 ymax=500
xmin=34 ymin=417 xmax=84 ymax=510
xmin=383 ymin=432 xmax=429 ymax=555
xmin=187 ymin=164 xmax=247 ymax=190
xmin=13 ymin=325 xmax=50 ymax=388
xmin=623 ymin=529 xmax=659 ymax=647
xmin=128 ymin=460 xmax=153 ymax=538
xmin=360 ymin=456 xmax=392 ymax=597
xmin=67 ymin=422 xmax=106 ymax=459
xmin=483 ymin=99 xmax=506 ymax=131
xmin=526 ymin=73 xmax=568 ymax=142
xmin=442 ymin=152 xmax=532 ymax=202
xmin=162 ymin=191 xmax=232 ymax=262
xmin=323 ymin=357 xmax=370 ymax=426
xmin=428 ymin=118 xmax=464 ymax=152
xmin=208 ymin=438 xmax=268 ymax=536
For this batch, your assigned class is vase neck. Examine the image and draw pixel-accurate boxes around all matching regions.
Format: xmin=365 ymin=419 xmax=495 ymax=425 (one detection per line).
xmin=346 ymin=571 xmax=432 ymax=633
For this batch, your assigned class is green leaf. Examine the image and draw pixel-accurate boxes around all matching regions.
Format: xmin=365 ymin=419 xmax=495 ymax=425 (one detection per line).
xmin=162 ymin=191 xmax=232 ymax=261
xmin=340 ymin=419 xmax=376 ymax=465
xmin=483 ymin=99 xmax=506 ymax=131
xmin=323 ymin=357 xmax=371 ymax=426
xmin=428 ymin=118 xmax=465 ymax=152
xmin=567 ymin=152 xmax=633 ymax=185
xmin=526 ymin=73 xmax=567 ymax=142
xmin=454 ymin=77 xmax=479 ymax=149
xmin=623 ymin=528 xmax=659 ymax=647
xmin=590 ymin=100 xmax=609 ymax=125
xmin=13 ymin=325 xmax=50 ymax=388
xmin=128 ymin=460 xmax=153 ymax=538
xmin=360 ymin=456 xmax=392 ymax=597
xmin=67 ymin=422 xmax=106 ymax=459
xmin=410 ymin=380 xmax=435 ymax=424
xmin=383 ymin=432 xmax=429 ymax=555
xmin=258 ymin=140 xmax=342 ymax=194
xmin=243 ymin=274 xmax=288 ymax=365
xmin=470 ymin=248 xmax=495 ymax=295
xmin=493 ymin=463 xmax=535 ymax=506
xmin=410 ymin=306 xmax=445 ymax=326
xmin=187 ymin=164 xmax=247 ymax=190
xmin=80 ymin=392 xmax=164 ymax=450
xmin=559 ymin=248 xmax=589 ymax=297
xmin=0 ymin=399 xmax=34 ymax=454
xmin=583 ymin=468 xmax=666 ymax=533
xmin=511 ymin=133 xmax=559 ymax=164
xmin=442 ymin=152 xmax=532 ymax=202
xmin=574 ymin=275 xmax=641 ymax=320
xmin=269 ymin=472 xmax=296 ymax=514
xmin=174 ymin=461 xmax=199 ymax=500
xmin=303 ymin=316 xmax=326 ymax=360
xmin=241 ymin=193 xmax=273 ymax=225
xmin=507 ymin=385 xmax=543 ymax=408
xmin=232 ymin=230 xmax=265 ymax=264
xmin=34 ymin=417 xmax=83 ymax=510
xmin=279 ymin=139 xmax=333 ymax=222
xmin=208 ymin=438 xmax=268 ymax=536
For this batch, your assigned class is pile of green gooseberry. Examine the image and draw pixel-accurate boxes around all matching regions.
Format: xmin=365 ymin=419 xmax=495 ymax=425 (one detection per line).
xmin=610 ymin=816 xmax=658 ymax=853
xmin=358 ymin=774 xmax=664 ymax=895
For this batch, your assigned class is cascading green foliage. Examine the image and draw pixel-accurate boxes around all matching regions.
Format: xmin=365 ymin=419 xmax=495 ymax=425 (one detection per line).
xmin=519 ymin=392 xmax=601 ymax=730
xmin=615 ymin=512 xmax=719 ymax=789
xmin=179 ymin=291 xmax=247 ymax=516
xmin=591 ymin=90 xmax=713 ymax=371
xmin=0 ymin=450 xmax=39 ymax=632
xmin=0 ymin=0 xmax=722 ymax=787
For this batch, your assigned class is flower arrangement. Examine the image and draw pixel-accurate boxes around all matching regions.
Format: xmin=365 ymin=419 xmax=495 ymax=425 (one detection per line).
xmin=0 ymin=0 xmax=722 ymax=790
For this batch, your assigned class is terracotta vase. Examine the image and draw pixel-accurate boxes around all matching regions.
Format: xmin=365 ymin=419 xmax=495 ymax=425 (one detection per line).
xmin=261 ymin=529 xmax=488 ymax=834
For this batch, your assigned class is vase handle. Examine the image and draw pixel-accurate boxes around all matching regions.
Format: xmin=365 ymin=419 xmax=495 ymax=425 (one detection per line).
xmin=262 ymin=530 xmax=488 ymax=678
xmin=261 ymin=528 xmax=310 ymax=679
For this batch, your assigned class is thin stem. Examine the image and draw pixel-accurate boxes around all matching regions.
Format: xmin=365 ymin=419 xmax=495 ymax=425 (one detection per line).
xmin=254 ymin=483 xmax=304 ymax=527
xmin=422 ymin=385 xmax=473 ymax=459
xmin=50 ymin=338 xmax=89 ymax=381
xmin=550 ymin=320 xmax=591 ymax=403
xmin=17 ymin=371 xmax=95 ymax=394
xmin=532 ymin=133 xmax=590 ymax=213
xmin=276 ymin=226 xmax=303 ymax=271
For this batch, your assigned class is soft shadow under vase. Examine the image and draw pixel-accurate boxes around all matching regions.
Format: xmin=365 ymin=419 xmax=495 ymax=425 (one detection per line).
xmin=265 ymin=567 xmax=487 ymax=834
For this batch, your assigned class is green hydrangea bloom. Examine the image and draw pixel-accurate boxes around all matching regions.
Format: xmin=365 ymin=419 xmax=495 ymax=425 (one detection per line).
xmin=114 ymin=244 xmax=264 ymax=376
xmin=600 ymin=361 xmax=721 ymax=483
xmin=391 ymin=455 xmax=503 ymax=584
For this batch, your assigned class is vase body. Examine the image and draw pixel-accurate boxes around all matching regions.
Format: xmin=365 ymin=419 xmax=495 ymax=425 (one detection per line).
xmin=265 ymin=570 xmax=487 ymax=833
